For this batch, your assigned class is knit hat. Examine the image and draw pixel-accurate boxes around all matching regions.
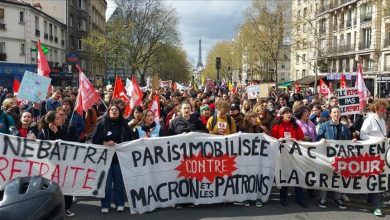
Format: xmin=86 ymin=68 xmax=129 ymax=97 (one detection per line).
xmin=200 ymin=104 xmax=210 ymax=112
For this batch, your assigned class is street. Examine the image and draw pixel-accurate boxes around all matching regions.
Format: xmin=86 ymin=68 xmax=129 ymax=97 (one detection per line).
xmin=71 ymin=191 xmax=390 ymax=220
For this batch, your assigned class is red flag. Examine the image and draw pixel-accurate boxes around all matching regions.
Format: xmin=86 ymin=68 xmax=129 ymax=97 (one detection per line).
xmin=75 ymin=64 xmax=100 ymax=114
xmin=340 ymin=73 xmax=346 ymax=89
xmin=113 ymin=76 xmax=132 ymax=117
xmin=328 ymin=81 xmax=333 ymax=96
xmin=319 ymin=79 xmax=330 ymax=95
xmin=13 ymin=78 xmax=20 ymax=95
xmin=149 ymin=95 xmax=160 ymax=125
xmin=294 ymin=80 xmax=301 ymax=93
xmin=357 ymin=64 xmax=369 ymax=110
xmin=130 ymin=75 xmax=143 ymax=112
xmin=37 ymin=39 xmax=51 ymax=77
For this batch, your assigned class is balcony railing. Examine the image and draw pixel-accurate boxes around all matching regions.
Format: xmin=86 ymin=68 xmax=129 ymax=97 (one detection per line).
xmin=35 ymin=29 xmax=40 ymax=37
xmin=359 ymin=42 xmax=371 ymax=50
xmin=0 ymin=23 xmax=5 ymax=30
xmin=339 ymin=44 xmax=354 ymax=52
xmin=44 ymin=33 xmax=48 ymax=39
xmin=360 ymin=13 xmax=372 ymax=23
xmin=0 ymin=53 xmax=6 ymax=61
xmin=362 ymin=66 xmax=374 ymax=72
xmin=49 ymin=35 xmax=53 ymax=41
xmin=385 ymin=66 xmax=390 ymax=72
xmin=316 ymin=4 xmax=330 ymax=14
xmin=54 ymin=37 xmax=58 ymax=43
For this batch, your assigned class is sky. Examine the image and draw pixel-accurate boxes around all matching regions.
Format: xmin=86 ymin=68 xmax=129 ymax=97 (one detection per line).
xmin=106 ymin=0 xmax=252 ymax=67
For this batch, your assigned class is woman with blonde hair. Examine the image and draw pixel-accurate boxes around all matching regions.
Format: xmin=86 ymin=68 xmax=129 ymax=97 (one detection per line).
xmin=254 ymin=105 xmax=273 ymax=134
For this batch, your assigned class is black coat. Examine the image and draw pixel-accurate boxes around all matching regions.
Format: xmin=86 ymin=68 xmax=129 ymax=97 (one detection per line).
xmin=168 ymin=115 xmax=208 ymax=135
xmin=91 ymin=116 xmax=139 ymax=163
xmin=37 ymin=126 xmax=70 ymax=141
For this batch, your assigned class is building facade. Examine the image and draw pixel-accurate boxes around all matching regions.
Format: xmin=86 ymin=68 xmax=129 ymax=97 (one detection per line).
xmin=24 ymin=0 xmax=107 ymax=86
xmin=0 ymin=0 xmax=67 ymax=87
xmin=291 ymin=0 xmax=390 ymax=96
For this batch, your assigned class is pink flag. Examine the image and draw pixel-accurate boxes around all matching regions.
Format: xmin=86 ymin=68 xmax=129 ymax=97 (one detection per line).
xmin=130 ymin=75 xmax=143 ymax=111
xmin=357 ymin=64 xmax=369 ymax=110
xmin=37 ymin=39 xmax=51 ymax=77
xmin=149 ymin=95 xmax=160 ymax=125
xmin=75 ymin=64 xmax=100 ymax=114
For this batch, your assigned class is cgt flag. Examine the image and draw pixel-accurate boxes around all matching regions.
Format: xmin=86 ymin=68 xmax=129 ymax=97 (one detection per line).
xmin=37 ymin=39 xmax=51 ymax=77
xmin=75 ymin=65 xmax=100 ymax=114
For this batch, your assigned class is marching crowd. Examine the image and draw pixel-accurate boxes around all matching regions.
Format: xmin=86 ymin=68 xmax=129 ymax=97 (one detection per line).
xmin=0 ymin=83 xmax=389 ymax=217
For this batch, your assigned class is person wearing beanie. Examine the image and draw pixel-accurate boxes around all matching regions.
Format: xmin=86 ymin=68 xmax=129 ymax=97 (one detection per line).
xmin=200 ymin=104 xmax=211 ymax=126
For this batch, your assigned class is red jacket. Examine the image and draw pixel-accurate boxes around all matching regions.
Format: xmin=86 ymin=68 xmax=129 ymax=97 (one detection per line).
xmin=271 ymin=120 xmax=304 ymax=140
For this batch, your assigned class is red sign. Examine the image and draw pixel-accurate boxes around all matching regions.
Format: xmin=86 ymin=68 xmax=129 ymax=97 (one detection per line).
xmin=332 ymin=153 xmax=385 ymax=178
xmin=175 ymin=153 xmax=237 ymax=182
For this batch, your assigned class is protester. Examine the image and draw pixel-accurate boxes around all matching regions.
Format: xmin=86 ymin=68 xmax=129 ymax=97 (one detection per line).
xmin=128 ymin=106 xmax=144 ymax=130
xmin=2 ymin=97 xmax=20 ymax=123
xmin=295 ymin=106 xmax=317 ymax=142
xmin=168 ymin=101 xmax=208 ymax=135
xmin=359 ymin=99 xmax=388 ymax=216
xmin=0 ymin=101 xmax=15 ymax=135
xmin=207 ymin=100 xmax=236 ymax=135
xmin=199 ymin=104 xmax=211 ymax=126
xmin=91 ymin=104 xmax=138 ymax=214
xmin=62 ymin=98 xmax=85 ymax=138
xmin=229 ymin=103 xmax=244 ymax=131
xmin=137 ymin=109 xmax=162 ymax=138
xmin=317 ymin=106 xmax=350 ymax=209
xmin=13 ymin=111 xmax=38 ymax=139
xmin=43 ymin=87 xmax=63 ymax=114
xmin=270 ymin=107 xmax=308 ymax=208
xmin=37 ymin=110 xmax=75 ymax=217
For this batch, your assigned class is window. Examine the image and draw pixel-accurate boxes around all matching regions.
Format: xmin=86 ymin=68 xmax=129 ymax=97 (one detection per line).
xmin=281 ymin=64 xmax=286 ymax=69
xmin=44 ymin=20 xmax=47 ymax=33
xmin=78 ymin=0 xmax=86 ymax=10
xmin=302 ymin=54 xmax=306 ymax=63
xmin=0 ymin=42 xmax=5 ymax=53
xmin=296 ymin=70 xmax=300 ymax=79
xmin=20 ymin=43 xmax=25 ymax=55
xmin=296 ymin=55 xmax=299 ymax=63
xmin=78 ymin=19 xmax=86 ymax=30
xmin=385 ymin=55 xmax=390 ymax=70
xmin=69 ymin=14 xmax=73 ymax=27
xmin=35 ymin=16 xmax=39 ymax=29
xmin=54 ymin=50 xmax=58 ymax=63
xmin=363 ymin=28 xmax=372 ymax=48
xmin=54 ymin=26 xmax=57 ymax=37
xmin=302 ymin=69 xmax=306 ymax=77
xmin=0 ymin=8 xmax=4 ymax=23
xmin=19 ymin=11 xmax=24 ymax=23
xmin=49 ymin=23 xmax=53 ymax=35
xmin=78 ymin=39 xmax=84 ymax=51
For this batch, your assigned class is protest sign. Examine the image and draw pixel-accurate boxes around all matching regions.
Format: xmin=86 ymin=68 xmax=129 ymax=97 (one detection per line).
xmin=337 ymin=87 xmax=360 ymax=115
xmin=246 ymin=85 xmax=260 ymax=99
xmin=17 ymin=71 xmax=51 ymax=102
xmin=0 ymin=133 xmax=115 ymax=197
xmin=275 ymin=138 xmax=390 ymax=193
xmin=116 ymin=132 xmax=280 ymax=214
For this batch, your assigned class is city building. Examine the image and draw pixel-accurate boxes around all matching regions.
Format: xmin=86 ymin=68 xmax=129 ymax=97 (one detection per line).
xmin=292 ymin=0 xmax=390 ymax=96
xmin=0 ymin=0 xmax=67 ymax=88
xmin=23 ymin=0 xmax=107 ymax=86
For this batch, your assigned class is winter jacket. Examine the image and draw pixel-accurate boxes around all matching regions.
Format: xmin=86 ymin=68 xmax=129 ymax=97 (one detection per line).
xmin=271 ymin=120 xmax=304 ymax=140
xmin=317 ymin=120 xmax=351 ymax=140
xmin=137 ymin=122 xmax=162 ymax=138
xmin=0 ymin=110 xmax=15 ymax=134
xmin=168 ymin=115 xmax=208 ymax=135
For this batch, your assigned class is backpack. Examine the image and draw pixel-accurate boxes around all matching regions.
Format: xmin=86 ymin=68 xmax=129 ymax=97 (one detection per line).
xmin=211 ymin=114 xmax=232 ymax=131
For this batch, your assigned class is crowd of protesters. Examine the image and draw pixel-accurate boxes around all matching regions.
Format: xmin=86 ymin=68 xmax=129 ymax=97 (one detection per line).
xmin=0 ymin=83 xmax=389 ymax=217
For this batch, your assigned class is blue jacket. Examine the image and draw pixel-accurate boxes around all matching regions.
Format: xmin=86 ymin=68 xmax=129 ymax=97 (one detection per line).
xmin=45 ymin=97 xmax=62 ymax=112
xmin=317 ymin=120 xmax=351 ymax=140
xmin=67 ymin=112 xmax=85 ymax=136
xmin=137 ymin=123 xmax=161 ymax=138
xmin=0 ymin=110 xmax=15 ymax=134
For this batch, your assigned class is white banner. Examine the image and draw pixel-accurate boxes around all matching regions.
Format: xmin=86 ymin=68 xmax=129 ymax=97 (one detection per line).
xmin=116 ymin=132 xmax=280 ymax=214
xmin=276 ymin=138 xmax=390 ymax=193
xmin=0 ymin=134 xmax=115 ymax=197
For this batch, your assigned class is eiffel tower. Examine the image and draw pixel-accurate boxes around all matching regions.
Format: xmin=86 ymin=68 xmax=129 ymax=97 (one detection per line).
xmin=196 ymin=39 xmax=203 ymax=68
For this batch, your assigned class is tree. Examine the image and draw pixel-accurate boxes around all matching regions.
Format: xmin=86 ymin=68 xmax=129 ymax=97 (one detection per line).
xmin=154 ymin=45 xmax=191 ymax=83
xmin=113 ymin=0 xmax=181 ymax=85
xmin=203 ymin=41 xmax=234 ymax=81
xmin=84 ymin=19 xmax=132 ymax=80
xmin=242 ymin=0 xmax=290 ymax=88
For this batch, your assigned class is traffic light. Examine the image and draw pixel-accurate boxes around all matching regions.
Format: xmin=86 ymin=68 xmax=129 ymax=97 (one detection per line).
xmin=216 ymin=57 xmax=221 ymax=70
